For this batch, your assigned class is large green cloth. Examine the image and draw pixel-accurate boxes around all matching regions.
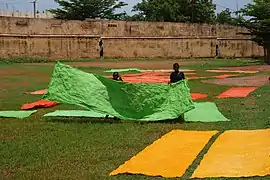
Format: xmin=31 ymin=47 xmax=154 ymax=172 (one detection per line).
xmin=44 ymin=110 xmax=111 ymax=118
xmin=43 ymin=62 xmax=194 ymax=121
xmin=0 ymin=110 xmax=37 ymax=119
xmin=185 ymin=102 xmax=229 ymax=122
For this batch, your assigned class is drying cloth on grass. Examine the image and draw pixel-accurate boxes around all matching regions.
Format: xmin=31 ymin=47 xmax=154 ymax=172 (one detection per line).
xmin=44 ymin=110 xmax=111 ymax=118
xmin=217 ymin=87 xmax=257 ymax=98
xmin=24 ymin=89 xmax=47 ymax=95
xmin=185 ymin=102 xmax=229 ymax=122
xmin=191 ymin=93 xmax=208 ymax=101
xmin=192 ymin=129 xmax=270 ymax=178
xmin=0 ymin=110 xmax=37 ymax=119
xmin=215 ymin=74 xmax=239 ymax=79
xmin=21 ymin=100 xmax=59 ymax=110
xmin=104 ymin=68 xmax=141 ymax=73
xmin=110 ymin=130 xmax=218 ymax=178
xmin=43 ymin=62 xmax=194 ymax=121
xmin=206 ymin=70 xmax=259 ymax=74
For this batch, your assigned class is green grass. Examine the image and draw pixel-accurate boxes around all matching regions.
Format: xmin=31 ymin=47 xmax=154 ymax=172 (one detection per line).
xmin=0 ymin=58 xmax=269 ymax=180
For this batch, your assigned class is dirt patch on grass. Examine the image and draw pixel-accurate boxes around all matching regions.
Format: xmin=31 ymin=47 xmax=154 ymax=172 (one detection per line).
xmin=24 ymin=60 xmax=204 ymax=69
xmin=220 ymin=65 xmax=270 ymax=72
xmin=1 ymin=81 xmax=30 ymax=90
xmin=202 ymin=76 xmax=270 ymax=87
xmin=67 ymin=60 xmax=204 ymax=69
xmin=0 ymin=69 xmax=26 ymax=76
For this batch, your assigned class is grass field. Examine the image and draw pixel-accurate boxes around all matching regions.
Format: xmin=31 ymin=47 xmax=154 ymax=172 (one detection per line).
xmin=0 ymin=58 xmax=269 ymax=180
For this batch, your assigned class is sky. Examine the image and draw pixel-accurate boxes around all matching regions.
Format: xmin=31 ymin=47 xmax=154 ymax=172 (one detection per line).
xmin=0 ymin=0 xmax=253 ymax=14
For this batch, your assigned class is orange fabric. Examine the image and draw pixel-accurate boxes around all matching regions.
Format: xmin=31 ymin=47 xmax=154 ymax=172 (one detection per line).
xmin=188 ymin=76 xmax=208 ymax=80
xmin=21 ymin=100 xmax=59 ymax=110
xmin=192 ymin=129 xmax=270 ymax=178
xmin=215 ymin=74 xmax=239 ymax=79
xmin=191 ymin=93 xmax=208 ymax=100
xmin=24 ymin=89 xmax=47 ymax=95
xmin=107 ymin=72 xmax=196 ymax=84
xmin=110 ymin=130 xmax=218 ymax=178
xmin=217 ymin=87 xmax=257 ymax=98
xmin=206 ymin=70 xmax=259 ymax=74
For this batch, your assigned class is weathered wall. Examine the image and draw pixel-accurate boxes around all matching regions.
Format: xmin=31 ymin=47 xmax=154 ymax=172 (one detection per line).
xmin=0 ymin=16 xmax=264 ymax=59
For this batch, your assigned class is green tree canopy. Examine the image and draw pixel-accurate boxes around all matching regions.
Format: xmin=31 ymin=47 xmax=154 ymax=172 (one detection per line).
xmin=239 ymin=0 xmax=270 ymax=64
xmin=217 ymin=8 xmax=234 ymax=24
xmin=131 ymin=0 xmax=216 ymax=23
xmin=49 ymin=0 xmax=127 ymax=20
xmin=216 ymin=8 xmax=245 ymax=26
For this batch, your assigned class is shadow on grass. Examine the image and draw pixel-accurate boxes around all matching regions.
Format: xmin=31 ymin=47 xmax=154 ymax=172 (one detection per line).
xmin=45 ymin=116 xmax=187 ymax=125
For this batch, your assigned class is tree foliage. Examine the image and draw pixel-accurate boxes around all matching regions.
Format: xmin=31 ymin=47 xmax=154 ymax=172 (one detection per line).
xmin=49 ymin=0 xmax=127 ymax=20
xmin=216 ymin=8 xmax=245 ymax=26
xmin=239 ymin=0 xmax=270 ymax=64
xmin=131 ymin=0 xmax=216 ymax=23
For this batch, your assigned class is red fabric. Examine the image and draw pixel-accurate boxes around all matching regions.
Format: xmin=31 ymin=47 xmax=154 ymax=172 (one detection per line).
xmin=216 ymin=87 xmax=258 ymax=98
xmin=21 ymin=100 xmax=59 ymax=110
xmin=24 ymin=89 xmax=47 ymax=95
xmin=191 ymin=93 xmax=208 ymax=100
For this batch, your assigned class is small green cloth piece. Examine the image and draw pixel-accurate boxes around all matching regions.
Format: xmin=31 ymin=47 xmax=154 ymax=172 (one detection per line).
xmin=0 ymin=110 xmax=37 ymax=119
xmin=44 ymin=62 xmax=194 ymax=121
xmin=44 ymin=110 xmax=111 ymax=118
xmin=104 ymin=68 xmax=141 ymax=73
xmin=185 ymin=102 xmax=229 ymax=122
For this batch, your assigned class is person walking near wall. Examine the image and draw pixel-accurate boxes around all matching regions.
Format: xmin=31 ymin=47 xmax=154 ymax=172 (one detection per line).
xmin=99 ymin=38 xmax=104 ymax=58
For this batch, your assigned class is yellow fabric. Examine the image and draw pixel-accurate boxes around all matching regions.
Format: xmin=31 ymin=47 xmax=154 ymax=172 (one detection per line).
xmin=110 ymin=130 xmax=218 ymax=178
xmin=192 ymin=129 xmax=270 ymax=178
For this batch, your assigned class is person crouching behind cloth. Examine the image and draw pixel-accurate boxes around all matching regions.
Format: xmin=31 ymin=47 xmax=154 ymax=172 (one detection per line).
xmin=112 ymin=72 xmax=123 ymax=81
xmin=168 ymin=63 xmax=186 ymax=122
xmin=105 ymin=72 xmax=123 ymax=120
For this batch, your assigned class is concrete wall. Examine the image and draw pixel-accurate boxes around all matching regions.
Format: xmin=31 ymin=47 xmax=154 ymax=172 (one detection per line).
xmin=0 ymin=17 xmax=264 ymax=59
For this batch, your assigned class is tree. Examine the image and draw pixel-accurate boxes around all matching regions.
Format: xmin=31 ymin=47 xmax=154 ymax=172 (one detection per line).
xmin=217 ymin=8 xmax=234 ymax=24
xmin=132 ymin=0 xmax=216 ymax=23
xmin=49 ymin=0 xmax=127 ymax=20
xmin=239 ymin=0 xmax=270 ymax=64
xmin=216 ymin=8 xmax=245 ymax=26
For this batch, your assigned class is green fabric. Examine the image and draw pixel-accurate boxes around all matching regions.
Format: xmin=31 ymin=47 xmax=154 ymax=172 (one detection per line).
xmin=104 ymin=68 xmax=141 ymax=73
xmin=43 ymin=62 xmax=194 ymax=121
xmin=185 ymin=102 xmax=229 ymax=122
xmin=44 ymin=110 xmax=111 ymax=118
xmin=0 ymin=110 xmax=37 ymax=119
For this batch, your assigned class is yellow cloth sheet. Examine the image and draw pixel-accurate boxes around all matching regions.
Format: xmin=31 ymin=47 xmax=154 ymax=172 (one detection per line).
xmin=192 ymin=129 xmax=270 ymax=178
xmin=110 ymin=130 xmax=218 ymax=178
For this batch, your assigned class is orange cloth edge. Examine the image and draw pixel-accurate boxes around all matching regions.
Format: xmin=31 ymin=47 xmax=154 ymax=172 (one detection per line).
xmin=21 ymin=100 xmax=59 ymax=110
xmin=191 ymin=93 xmax=208 ymax=100
xmin=110 ymin=130 xmax=218 ymax=178
xmin=216 ymin=87 xmax=257 ymax=98
xmin=24 ymin=89 xmax=47 ymax=95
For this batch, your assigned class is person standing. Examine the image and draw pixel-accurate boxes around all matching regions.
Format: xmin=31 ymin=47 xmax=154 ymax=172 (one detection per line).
xmin=169 ymin=63 xmax=186 ymax=84
xmin=99 ymin=38 xmax=104 ymax=58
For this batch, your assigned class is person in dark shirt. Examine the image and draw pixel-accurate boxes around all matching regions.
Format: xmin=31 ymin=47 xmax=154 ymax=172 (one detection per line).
xmin=99 ymin=38 xmax=104 ymax=58
xmin=169 ymin=63 xmax=185 ymax=84
xmin=169 ymin=63 xmax=186 ymax=122
xmin=112 ymin=72 xmax=123 ymax=81
xmin=105 ymin=72 xmax=123 ymax=120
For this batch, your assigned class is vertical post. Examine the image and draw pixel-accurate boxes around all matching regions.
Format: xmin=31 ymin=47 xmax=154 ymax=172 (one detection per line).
xmin=236 ymin=0 xmax=239 ymax=18
xmin=31 ymin=0 xmax=37 ymax=18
